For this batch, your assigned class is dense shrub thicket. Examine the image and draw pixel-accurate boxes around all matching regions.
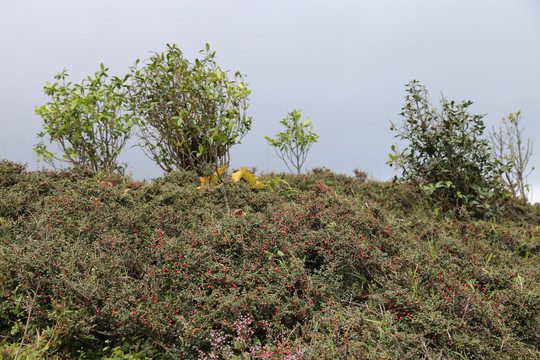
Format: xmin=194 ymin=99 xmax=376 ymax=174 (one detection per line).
xmin=0 ymin=161 xmax=539 ymax=359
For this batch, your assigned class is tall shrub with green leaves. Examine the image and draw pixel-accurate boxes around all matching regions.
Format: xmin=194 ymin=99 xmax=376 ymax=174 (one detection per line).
xmin=266 ymin=109 xmax=319 ymax=175
xmin=34 ymin=64 xmax=134 ymax=174
xmin=128 ymin=43 xmax=252 ymax=175
xmin=490 ymin=111 xmax=535 ymax=202
xmin=387 ymin=80 xmax=507 ymax=218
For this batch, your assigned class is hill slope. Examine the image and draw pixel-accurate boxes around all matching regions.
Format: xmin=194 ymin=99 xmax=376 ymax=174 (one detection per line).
xmin=1 ymin=162 xmax=539 ymax=359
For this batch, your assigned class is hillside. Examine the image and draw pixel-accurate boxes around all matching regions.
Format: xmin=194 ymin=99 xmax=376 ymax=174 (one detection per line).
xmin=1 ymin=161 xmax=539 ymax=359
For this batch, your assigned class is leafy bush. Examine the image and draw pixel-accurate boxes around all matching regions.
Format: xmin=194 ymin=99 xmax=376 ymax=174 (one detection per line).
xmin=34 ymin=65 xmax=135 ymax=174
xmin=129 ymin=43 xmax=252 ymax=175
xmin=388 ymin=80 xmax=508 ymax=219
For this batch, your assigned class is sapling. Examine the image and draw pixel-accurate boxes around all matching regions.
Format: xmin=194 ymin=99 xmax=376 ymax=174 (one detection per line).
xmin=489 ymin=111 xmax=534 ymax=201
xmin=266 ymin=109 xmax=319 ymax=175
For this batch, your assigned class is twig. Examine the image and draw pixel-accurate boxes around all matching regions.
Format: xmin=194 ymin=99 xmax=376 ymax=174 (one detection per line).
xmin=14 ymin=283 xmax=40 ymax=360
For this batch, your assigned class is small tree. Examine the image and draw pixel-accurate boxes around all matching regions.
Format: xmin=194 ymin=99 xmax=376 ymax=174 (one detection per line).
xmin=489 ymin=111 xmax=534 ymax=201
xmin=387 ymin=80 xmax=506 ymax=218
xmin=266 ymin=109 xmax=319 ymax=175
xmin=34 ymin=64 xmax=134 ymax=174
xmin=128 ymin=43 xmax=252 ymax=175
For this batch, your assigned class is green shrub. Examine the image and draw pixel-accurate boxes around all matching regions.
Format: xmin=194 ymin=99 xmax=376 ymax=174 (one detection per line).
xmin=34 ymin=65 xmax=135 ymax=174
xmin=388 ymin=80 xmax=508 ymax=219
xmin=129 ymin=43 xmax=252 ymax=175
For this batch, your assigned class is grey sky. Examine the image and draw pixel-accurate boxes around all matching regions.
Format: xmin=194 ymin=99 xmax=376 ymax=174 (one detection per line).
xmin=1 ymin=0 xmax=539 ymax=202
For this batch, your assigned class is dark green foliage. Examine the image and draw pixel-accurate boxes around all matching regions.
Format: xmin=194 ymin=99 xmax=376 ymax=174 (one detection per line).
xmin=0 ymin=159 xmax=26 ymax=187
xmin=389 ymin=80 xmax=508 ymax=219
xmin=1 ymin=163 xmax=539 ymax=359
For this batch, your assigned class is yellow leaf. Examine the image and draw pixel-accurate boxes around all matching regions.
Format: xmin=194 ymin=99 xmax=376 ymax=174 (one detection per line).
xmin=210 ymin=165 xmax=228 ymax=184
xmin=242 ymin=170 xmax=259 ymax=187
xmin=251 ymin=181 xmax=267 ymax=190
xmin=216 ymin=165 xmax=228 ymax=176
xmin=231 ymin=167 xmax=247 ymax=182
xmin=197 ymin=176 xmax=210 ymax=190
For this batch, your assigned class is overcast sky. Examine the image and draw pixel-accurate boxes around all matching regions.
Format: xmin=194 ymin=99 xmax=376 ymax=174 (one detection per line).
xmin=1 ymin=0 xmax=539 ymax=202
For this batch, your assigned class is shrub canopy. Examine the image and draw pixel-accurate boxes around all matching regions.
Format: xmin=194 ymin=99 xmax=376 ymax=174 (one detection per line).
xmin=129 ymin=43 xmax=252 ymax=174
xmin=34 ymin=64 xmax=134 ymax=174
xmin=388 ymin=80 xmax=508 ymax=218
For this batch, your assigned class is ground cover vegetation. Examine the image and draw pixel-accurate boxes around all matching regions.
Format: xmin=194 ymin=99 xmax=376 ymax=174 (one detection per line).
xmin=7 ymin=43 xmax=538 ymax=358
xmin=0 ymin=161 xmax=539 ymax=359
